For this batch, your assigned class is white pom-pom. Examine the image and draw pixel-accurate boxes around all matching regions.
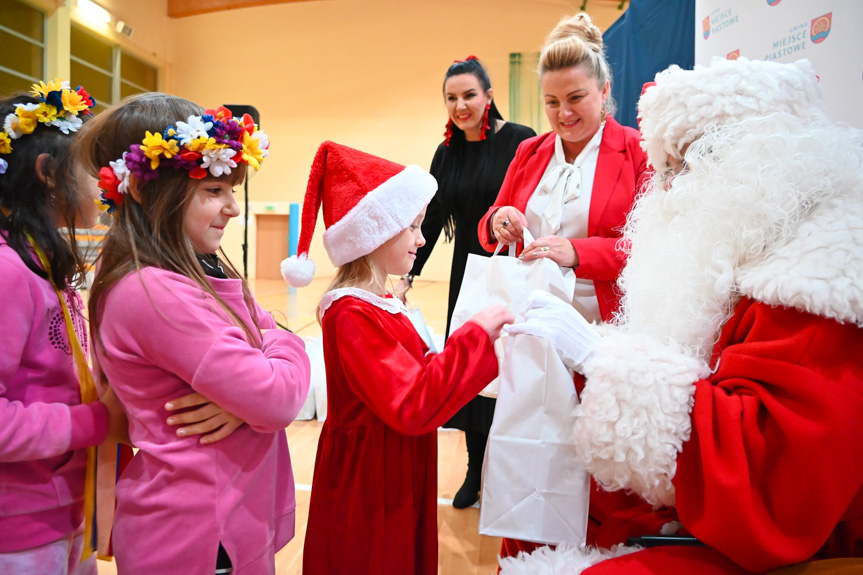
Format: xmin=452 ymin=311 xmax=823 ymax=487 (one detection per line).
xmin=280 ymin=254 xmax=315 ymax=287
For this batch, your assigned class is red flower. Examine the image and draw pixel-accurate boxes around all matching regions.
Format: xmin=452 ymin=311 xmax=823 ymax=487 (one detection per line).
xmin=76 ymin=86 xmax=95 ymax=115
xmin=189 ymin=166 xmax=208 ymax=179
xmin=240 ymin=113 xmax=255 ymax=137
xmin=180 ymin=150 xmax=203 ymax=162
xmin=205 ymin=106 xmax=232 ymax=121
xmin=98 ymin=166 xmax=119 ymax=193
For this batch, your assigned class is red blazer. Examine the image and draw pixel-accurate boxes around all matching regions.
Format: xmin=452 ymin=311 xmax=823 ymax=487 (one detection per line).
xmin=478 ymin=117 xmax=647 ymax=321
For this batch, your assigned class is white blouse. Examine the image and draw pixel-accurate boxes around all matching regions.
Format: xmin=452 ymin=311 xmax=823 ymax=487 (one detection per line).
xmin=525 ymin=125 xmax=605 ymax=323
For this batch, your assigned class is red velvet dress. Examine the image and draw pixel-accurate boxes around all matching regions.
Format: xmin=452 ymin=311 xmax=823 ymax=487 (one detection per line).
xmin=302 ymin=290 xmax=499 ymax=574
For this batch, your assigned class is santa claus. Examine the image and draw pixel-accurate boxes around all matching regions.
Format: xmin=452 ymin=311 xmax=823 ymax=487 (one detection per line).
xmin=502 ymin=57 xmax=863 ymax=574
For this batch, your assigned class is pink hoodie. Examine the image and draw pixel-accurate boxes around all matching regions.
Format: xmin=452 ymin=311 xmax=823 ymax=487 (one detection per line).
xmin=0 ymin=233 xmax=108 ymax=552
xmin=95 ymin=267 xmax=310 ymax=574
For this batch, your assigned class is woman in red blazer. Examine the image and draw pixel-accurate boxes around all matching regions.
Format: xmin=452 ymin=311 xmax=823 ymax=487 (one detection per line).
xmin=479 ymin=13 xmax=670 ymax=564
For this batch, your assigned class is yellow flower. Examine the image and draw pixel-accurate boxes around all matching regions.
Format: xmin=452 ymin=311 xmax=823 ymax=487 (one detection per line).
xmin=35 ymin=103 xmax=59 ymax=124
xmin=140 ymin=131 xmax=180 ymax=170
xmin=204 ymin=137 xmax=228 ymax=151
xmin=15 ymin=108 xmax=38 ymax=135
xmin=241 ymin=131 xmax=266 ymax=170
xmin=60 ymin=89 xmax=89 ymax=115
xmin=30 ymin=79 xmax=67 ymax=99
xmin=187 ymin=137 xmax=208 ymax=153
xmin=0 ymin=132 xmax=12 ymax=155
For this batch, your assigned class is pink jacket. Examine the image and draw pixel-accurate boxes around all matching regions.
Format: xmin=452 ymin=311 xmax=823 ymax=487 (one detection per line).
xmin=0 ymin=233 xmax=108 ymax=552
xmin=95 ymin=267 xmax=310 ymax=574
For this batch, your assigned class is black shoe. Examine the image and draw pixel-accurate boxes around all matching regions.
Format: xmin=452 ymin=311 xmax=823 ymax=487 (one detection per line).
xmin=452 ymin=478 xmax=480 ymax=509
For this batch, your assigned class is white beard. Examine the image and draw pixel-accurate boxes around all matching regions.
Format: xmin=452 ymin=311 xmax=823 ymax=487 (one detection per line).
xmin=615 ymin=114 xmax=849 ymax=361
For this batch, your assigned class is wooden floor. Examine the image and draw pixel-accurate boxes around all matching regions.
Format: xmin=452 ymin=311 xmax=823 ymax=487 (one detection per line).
xmin=97 ymin=277 xmax=502 ymax=574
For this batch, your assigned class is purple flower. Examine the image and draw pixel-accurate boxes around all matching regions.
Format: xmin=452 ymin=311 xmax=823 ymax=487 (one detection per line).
xmin=124 ymin=145 xmax=160 ymax=182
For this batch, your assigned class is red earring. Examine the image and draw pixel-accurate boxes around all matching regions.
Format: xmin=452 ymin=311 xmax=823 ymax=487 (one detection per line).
xmin=444 ymin=119 xmax=454 ymax=147
xmin=479 ymin=103 xmax=491 ymax=141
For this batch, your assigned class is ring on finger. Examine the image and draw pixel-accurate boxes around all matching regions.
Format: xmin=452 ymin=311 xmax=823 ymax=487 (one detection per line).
xmin=502 ymin=220 xmax=510 ymax=227
xmin=539 ymin=246 xmax=550 ymax=252
xmin=498 ymin=227 xmax=505 ymax=236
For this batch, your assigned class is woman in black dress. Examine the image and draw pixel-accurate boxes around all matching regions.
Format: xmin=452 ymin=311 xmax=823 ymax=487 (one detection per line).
xmin=399 ymin=56 xmax=535 ymax=508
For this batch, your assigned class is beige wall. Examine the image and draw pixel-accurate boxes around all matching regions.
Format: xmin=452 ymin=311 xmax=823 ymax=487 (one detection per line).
xmin=43 ymin=0 xmax=625 ymax=281
xmin=168 ymin=0 xmax=625 ymax=281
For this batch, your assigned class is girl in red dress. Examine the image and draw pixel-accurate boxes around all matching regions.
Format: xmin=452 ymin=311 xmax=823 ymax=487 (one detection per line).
xmin=282 ymin=141 xmax=513 ymax=574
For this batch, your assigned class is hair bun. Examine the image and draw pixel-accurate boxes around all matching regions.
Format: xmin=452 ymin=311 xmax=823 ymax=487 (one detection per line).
xmin=545 ymin=12 xmax=603 ymax=52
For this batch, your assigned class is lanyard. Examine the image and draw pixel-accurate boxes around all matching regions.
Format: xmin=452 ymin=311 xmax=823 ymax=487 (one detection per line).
xmin=24 ymin=228 xmax=99 ymax=559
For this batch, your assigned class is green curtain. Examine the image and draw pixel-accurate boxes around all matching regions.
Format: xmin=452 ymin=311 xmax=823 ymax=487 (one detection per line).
xmin=508 ymin=52 xmax=544 ymax=134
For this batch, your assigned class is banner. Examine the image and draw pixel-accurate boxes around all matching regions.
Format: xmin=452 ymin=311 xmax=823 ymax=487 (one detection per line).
xmin=695 ymin=0 xmax=863 ymax=128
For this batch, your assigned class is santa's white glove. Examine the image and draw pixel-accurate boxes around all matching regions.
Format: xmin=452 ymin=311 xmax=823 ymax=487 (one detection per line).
xmin=504 ymin=289 xmax=602 ymax=373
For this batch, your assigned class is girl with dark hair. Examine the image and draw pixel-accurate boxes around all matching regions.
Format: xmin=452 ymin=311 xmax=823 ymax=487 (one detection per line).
xmin=78 ymin=93 xmax=310 ymax=574
xmin=0 ymin=81 xmax=128 ymax=573
xmin=399 ymin=56 xmax=535 ymax=509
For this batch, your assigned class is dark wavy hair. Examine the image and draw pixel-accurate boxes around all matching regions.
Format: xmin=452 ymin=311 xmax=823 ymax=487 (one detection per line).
xmin=0 ymin=92 xmax=87 ymax=289
xmin=436 ymin=57 xmax=504 ymax=241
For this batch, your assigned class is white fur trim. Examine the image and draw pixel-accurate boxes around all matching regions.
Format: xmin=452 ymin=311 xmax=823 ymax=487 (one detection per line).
xmin=639 ymin=58 xmax=821 ymax=171
xmin=576 ymin=330 xmax=709 ymax=507
xmin=280 ymin=254 xmax=316 ymax=287
xmin=319 ymin=287 xmax=406 ymax=318
xmin=322 ymin=164 xmax=436 ymax=266
xmin=736 ymin=192 xmax=863 ymax=327
xmin=499 ymin=543 xmax=642 ymax=575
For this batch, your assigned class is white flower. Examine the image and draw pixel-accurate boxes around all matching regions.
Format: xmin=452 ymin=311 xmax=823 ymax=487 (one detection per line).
xmin=253 ymin=130 xmax=269 ymax=159
xmin=174 ymin=115 xmax=213 ymax=146
xmin=201 ymin=147 xmax=237 ymax=177
xmin=110 ymin=154 xmax=131 ymax=194
xmin=50 ymin=114 xmax=83 ymax=134
xmin=0 ymin=158 xmax=7 ymax=174
xmin=2 ymin=113 xmax=21 ymax=139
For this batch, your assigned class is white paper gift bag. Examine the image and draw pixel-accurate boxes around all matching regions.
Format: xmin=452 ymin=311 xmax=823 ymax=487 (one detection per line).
xmin=449 ymin=230 xmax=576 ymax=398
xmin=478 ymin=333 xmax=590 ymax=546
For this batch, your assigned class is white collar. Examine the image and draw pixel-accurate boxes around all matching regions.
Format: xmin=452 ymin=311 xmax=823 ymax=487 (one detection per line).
xmin=319 ymin=287 xmax=407 ymax=318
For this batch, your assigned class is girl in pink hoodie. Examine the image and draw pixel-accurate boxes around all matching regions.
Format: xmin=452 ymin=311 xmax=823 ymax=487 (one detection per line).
xmin=0 ymin=83 xmax=128 ymax=573
xmin=78 ymin=93 xmax=311 ymax=575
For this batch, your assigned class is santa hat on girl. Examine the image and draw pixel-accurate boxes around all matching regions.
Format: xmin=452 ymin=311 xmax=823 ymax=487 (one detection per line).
xmin=280 ymin=141 xmax=437 ymax=287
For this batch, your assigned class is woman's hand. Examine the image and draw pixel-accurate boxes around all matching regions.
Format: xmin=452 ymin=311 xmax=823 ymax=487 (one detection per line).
xmin=101 ymin=385 xmax=131 ymax=446
xmin=470 ymin=305 xmax=515 ymax=343
xmin=165 ymin=392 xmax=244 ymax=444
xmin=490 ymin=206 xmax=529 ymax=245
xmin=521 ymin=235 xmax=579 ymax=268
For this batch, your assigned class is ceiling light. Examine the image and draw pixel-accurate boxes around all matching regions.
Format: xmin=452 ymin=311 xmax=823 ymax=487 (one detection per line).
xmin=77 ymin=0 xmax=112 ymax=24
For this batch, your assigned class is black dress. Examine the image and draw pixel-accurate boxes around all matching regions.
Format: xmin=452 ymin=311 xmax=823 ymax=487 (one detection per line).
xmin=411 ymin=121 xmax=536 ymax=433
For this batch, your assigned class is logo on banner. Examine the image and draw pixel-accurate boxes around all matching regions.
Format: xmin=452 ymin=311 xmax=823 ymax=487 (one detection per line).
xmin=703 ymin=7 xmax=738 ymax=39
xmin=766 ymin=22 xmax=809 ymax=60
xmin=767 ymin=0 xmax=781 ymax=5
xmin=727 ymin=50 xmax=740 ymax=60
xmin=811 ymin=13 xmax=832 ymax=44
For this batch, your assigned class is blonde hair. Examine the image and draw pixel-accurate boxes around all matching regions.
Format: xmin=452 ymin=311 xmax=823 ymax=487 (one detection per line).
xmin=316 ymin=255 xmax=379 ymax=324
xmin=539 ymin=12 xmax=615 ymax=115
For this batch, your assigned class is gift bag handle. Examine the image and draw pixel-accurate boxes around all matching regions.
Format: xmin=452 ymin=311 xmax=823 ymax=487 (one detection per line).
xmin=494 ymin=228 xmax=536 ymax=257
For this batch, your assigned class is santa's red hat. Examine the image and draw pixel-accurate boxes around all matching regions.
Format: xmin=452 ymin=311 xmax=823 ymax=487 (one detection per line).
xmin=281 ymin=141 xmax=437 ymax=287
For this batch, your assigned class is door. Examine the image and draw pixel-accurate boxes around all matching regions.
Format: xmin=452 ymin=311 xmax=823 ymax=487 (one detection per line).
xmin=255 ymin=213 xmax=290 ymax=280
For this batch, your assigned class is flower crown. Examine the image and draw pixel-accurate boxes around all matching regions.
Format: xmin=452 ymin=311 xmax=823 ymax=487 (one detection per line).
xmin=0 ymin=79 xmax=95 ymax=175
xmin=98 ymin=106 xmax=269 ymax=213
